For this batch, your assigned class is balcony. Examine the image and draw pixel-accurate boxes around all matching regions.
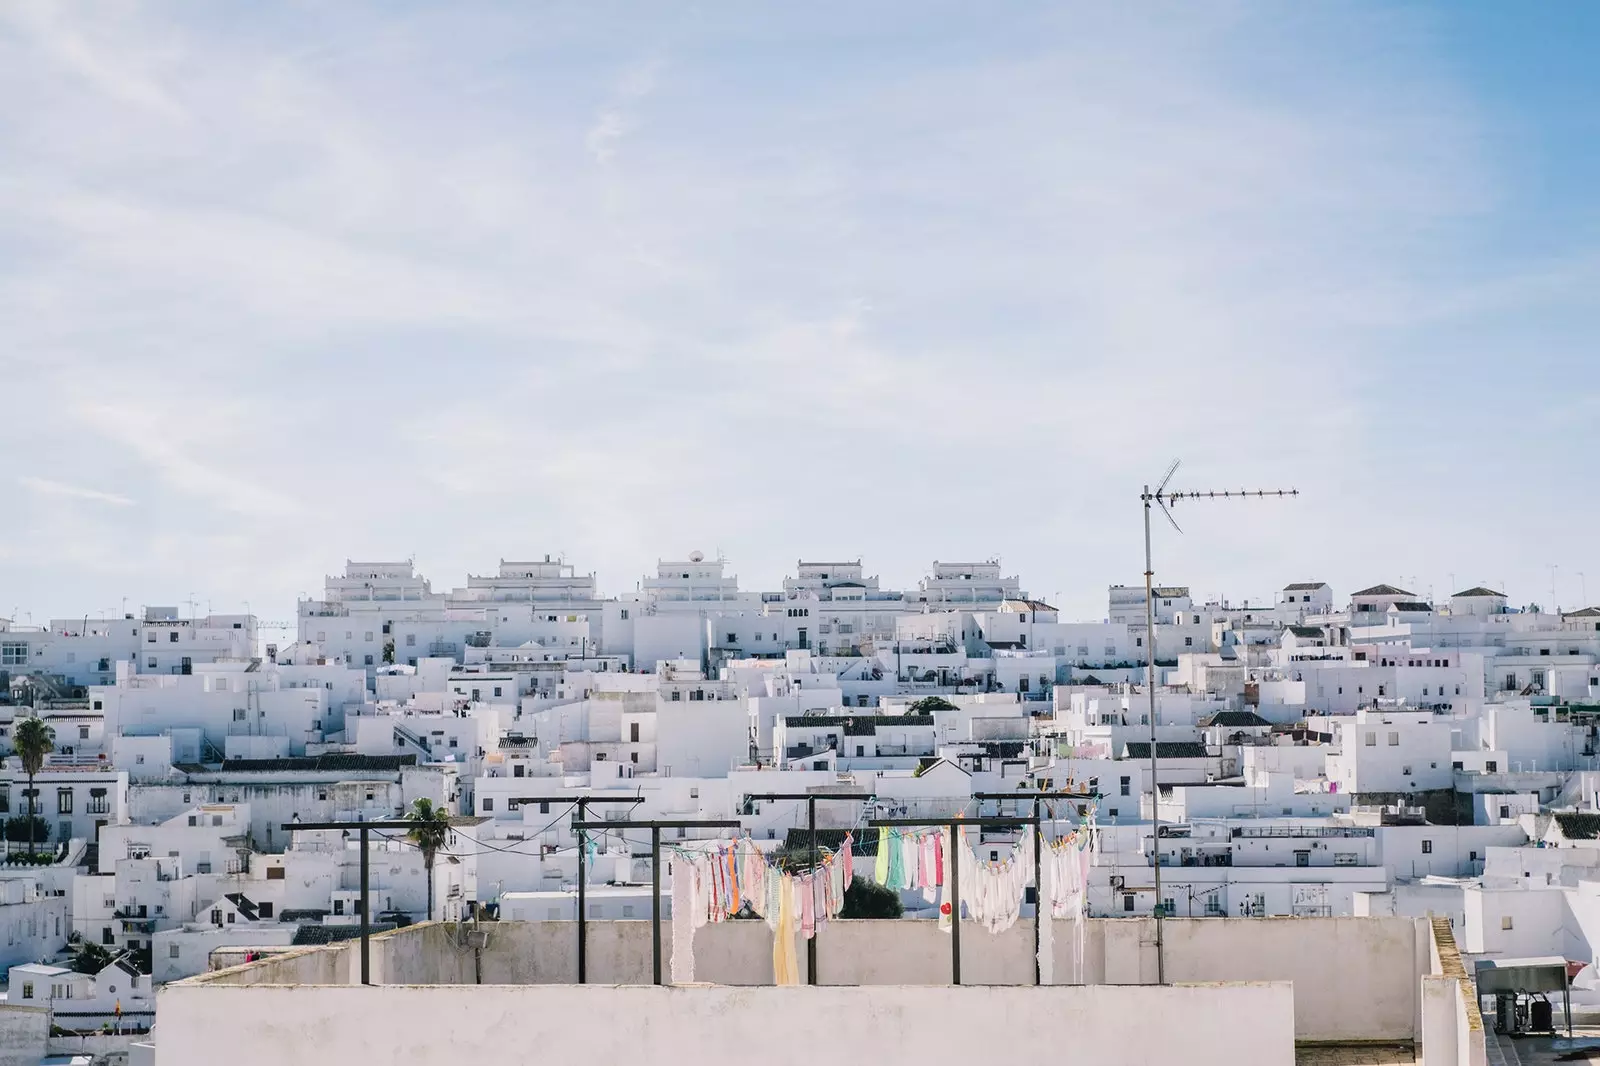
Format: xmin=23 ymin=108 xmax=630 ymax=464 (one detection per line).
xmin=1231 ymin=826 xmax=1375 ymax=839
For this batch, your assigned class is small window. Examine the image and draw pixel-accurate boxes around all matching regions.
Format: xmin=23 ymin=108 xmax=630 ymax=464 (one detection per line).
xmin=1502 ymin=916 xmax=1514 ymax=930
xmin=267 ymin=866 xmax=285 ymax=880
xmin=1364 ymin=732 xmax=1376 ymax=746
xmin=1388 ymin=732 xmax=1400 ymax=746
xmin=1123 ymin=894 xmax=1135 ymax=912
xmin=258 ymin=902 xmax=274 ymax=918
xmin=20 ymin=983 xmax=32 ymax=999
xmin=406 ymin=634 xmax=415 ymax=646
xmin=481 ymin=799 xmax=494 ymax=812
xmin=169 ymin=944 xmax=181 ymax=958
xmin=1421 ymin=840 xmax=1433 ymax=854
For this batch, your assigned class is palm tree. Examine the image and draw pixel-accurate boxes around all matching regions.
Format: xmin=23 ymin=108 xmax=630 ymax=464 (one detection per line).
xmin=13 ymin=718 xmax=54 ymax=859
xmin=405 ymin=798 xmax=452 ymax=922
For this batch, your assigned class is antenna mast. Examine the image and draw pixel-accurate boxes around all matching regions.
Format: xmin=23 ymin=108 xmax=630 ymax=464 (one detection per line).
xmin=1140 ymin=462 xmax=1297 ymax=987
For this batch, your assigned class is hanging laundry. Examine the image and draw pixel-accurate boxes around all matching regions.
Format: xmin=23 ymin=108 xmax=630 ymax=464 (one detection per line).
xmin=773 ymin=874 xmax=800 ymax=985
xmin=919 ymin=833 xmax=938 ymax=904
xmin=885 ymin=829 xmax=907 ymax=890
xmin=938 ymin=827 xmax=956 ymax=933
xmin=841 ymin=832 xmax=854 ymax=884
xmin=670 ymin=857 xmax=697 ymax=984
xmin=874 ymin=827 xmax=891 ymax=885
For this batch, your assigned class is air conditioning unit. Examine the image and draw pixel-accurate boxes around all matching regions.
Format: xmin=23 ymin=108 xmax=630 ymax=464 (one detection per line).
xmin=1110 ymin=875 xmax=1125 ymax=890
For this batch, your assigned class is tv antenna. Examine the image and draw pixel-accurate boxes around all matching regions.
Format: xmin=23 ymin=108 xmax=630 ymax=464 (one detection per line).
xmin=1139 ymin=460 xmax=1298 ymax=988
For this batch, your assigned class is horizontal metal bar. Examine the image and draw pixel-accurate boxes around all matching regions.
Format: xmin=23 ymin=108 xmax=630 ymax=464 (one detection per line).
xmin=570 ymin=819 xmax=742 ymax=830
xmin=743 ymin=793 xmax=873 ymax=801
xmin=508 ymin=796 xmax=643 ymax=804
xmin=868 ymin=817 xmax=1041 ymax=827
xmin=282 ymin=821 xmax=416 ymax=831
xmin=973 ymin=791 xmax=1092 ymax=799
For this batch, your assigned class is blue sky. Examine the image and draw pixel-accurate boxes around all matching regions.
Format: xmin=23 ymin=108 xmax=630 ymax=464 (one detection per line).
xmin=2 ymin=2 xmax=1597 ymax=626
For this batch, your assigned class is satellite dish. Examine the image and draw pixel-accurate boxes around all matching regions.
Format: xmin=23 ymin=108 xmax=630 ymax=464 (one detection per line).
xmin=689 ymin=551 xmax=704 ymax=563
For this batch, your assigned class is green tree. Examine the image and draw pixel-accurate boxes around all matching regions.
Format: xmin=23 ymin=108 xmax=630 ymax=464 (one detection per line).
xmin=839 ymin=876 xmax=903 ymax=919
xmin=70 ymin=941 xmax=113 ymax=975
xmin=13 ymin=718 xmax=54 ymax=859
xmin=405 ymin=798 xmax=452 ymax=922
xmin=909 ymin=696 xmax=956 ymax=713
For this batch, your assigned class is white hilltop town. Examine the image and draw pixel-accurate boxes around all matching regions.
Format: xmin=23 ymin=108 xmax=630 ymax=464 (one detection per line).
xmin=2 ymin=553 xmax=1600 ymax=1064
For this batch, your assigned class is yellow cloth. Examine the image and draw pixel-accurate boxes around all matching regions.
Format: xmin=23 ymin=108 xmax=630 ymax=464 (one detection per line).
xmin=773 ymin=873 xmax=800 ymax=985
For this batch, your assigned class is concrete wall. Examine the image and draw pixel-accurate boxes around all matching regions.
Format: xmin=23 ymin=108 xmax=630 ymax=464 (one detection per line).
xmin=156 ymin=982 xmax=1295 ymax=1066
xmin=185 ymin=917 xmax=1421 ymax=1043
xmin=1421 ymin=917 xmax=1486 ymax=1066
xmin=0 ymin=1005 xmax=48 ymax=1066
xmin=184 ymin=943 xmax=351 ymax=987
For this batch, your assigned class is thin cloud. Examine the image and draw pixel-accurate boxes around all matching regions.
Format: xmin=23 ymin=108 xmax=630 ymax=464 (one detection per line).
xmin=18 ymin=476 xmax=135 ymax=507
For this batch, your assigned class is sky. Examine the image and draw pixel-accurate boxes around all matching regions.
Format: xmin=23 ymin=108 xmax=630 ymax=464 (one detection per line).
xmin=2 ymin=2 xmax=1598 ymax=632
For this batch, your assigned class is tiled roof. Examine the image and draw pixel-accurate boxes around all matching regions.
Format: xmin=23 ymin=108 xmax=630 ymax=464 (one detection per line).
xmin=225 ymin=893 xmax=259 ymax=921
xmin=193 ymin=755 xmax=418 ymax=772
xmin=1122 ymin=742 xmax=1209 ymax=760
xmin=1199 ymin=711 xmax=1271 ymax=728
xmin=782 ymin=714 xmax=935 ymax=735
xmin=292 ymin=923 xmax=396 ymax=946
xmin=1555 ymin=814 xmax=1600 ymax=840
xmin=1389 ymin=602 xmax=1435 ymax=613
xmin=1454 ymin=587 xmax=1506 ymax=599
xmin=1287 ymin=626 xmax=1325 ymax=638
xmin=1353 ymin=584 xmax=1413 ymax=598
xmin=1283 ymin=582 xmax=1328 ymax=592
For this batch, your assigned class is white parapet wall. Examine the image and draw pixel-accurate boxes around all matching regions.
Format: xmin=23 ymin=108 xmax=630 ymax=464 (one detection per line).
xmin=155 ymin=982 xmax=1295 ymax=1066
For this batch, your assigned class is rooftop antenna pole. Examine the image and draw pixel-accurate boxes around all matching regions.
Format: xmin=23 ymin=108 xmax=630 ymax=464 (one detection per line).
xmin=1140 ymin=462 xmax=1297 ymax=987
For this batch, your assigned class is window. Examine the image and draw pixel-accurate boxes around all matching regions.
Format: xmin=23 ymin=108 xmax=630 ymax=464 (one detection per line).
xmin=227 ymin=913 xmax=235 ymax=924
xmin=333 ymin=900 xmax=344 ymax=916
xmin=513 ymin=764 xmax=525 ymax=778
xmin=267 ymin=866 xmax=285 ymax=880
xmin=169 ymin=631 xmax=179 ymax=643
xmin=258 ymin=902 xmax=274 ymax=918
xmin=147 ymin=657 xmax=157 ymax=669
xmin=1123 ymin=894 xmax=1135 ymax=912
xmin=472 ymin=689 xmax=481 ymax=701
xmin=1402 ymin=765 xmax=1412 ymax=776
xmin=1421 ymin=840 xmax=1433 ymax=854
xmin=1486 ymin=760 xmax=1498 ymax=773
xmin=1184 ymin=637 xmax=1193 ymax=647
xmin=170 ymin=944 xmax=181 ymax=958
xmin=20 ymin=983 xmax=31 ymax=999
xmin=233 ymin=708 xmax=246 ymax=722
xmin=1135 ymin=637 xmax=1143 ymax=648
xmin=620 ymin=609 xmax=629 ymax=620
xmin=630 ymin=723 xmax=640 ymax=743
xmin=481 ymin=799 xmax=494 ymax=812
xmin=146 ymin=631 xmax=158 ymax=643
xmin=382 ymin=622 xmax=391 ymax=635
xmin=1500 ymin=806 xmax=1510 ymax=819
xmin=364 ymin=655 xmax=374 ymax=666
xmin=1388 ymin=732 xmax=1400 ymax=746
xmin=102 ymin=928 xmax=113 ymax=945
xmin=78 ymin=725 xmax=89 ymax=740
xmin=1502 ymin=916 xmax=1514 ymax=930
xmin=1364 ymin=732 xmax=1376 ymax=746
xmin=406 ymin=634 xmax=416 ymax=646
xmin=212 ymin=908 xmax=223 ymax=924
xmin=493 ymin=687 xmax=503 ymax=698
xmin=57 ymin=789 xmax=72 ymax=814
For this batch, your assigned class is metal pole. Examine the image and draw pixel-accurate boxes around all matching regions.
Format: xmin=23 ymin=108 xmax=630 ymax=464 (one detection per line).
xmin=807 ymin=796 xmax=818 ymax=985
xmin=1143 ymin=487 xmax=1166 ymax=985
xmin=950 ymin=820 xmax=961 ymax=986
xmin=359 ymin=825 xmax=370 ymax=986
xmin=1034 ymin=797 xmax=1043 ymax=986
xmin=651 ymin=826 xmax=662 ymax=986
xmin=576 ymin=799 xmax=588 ymax=984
